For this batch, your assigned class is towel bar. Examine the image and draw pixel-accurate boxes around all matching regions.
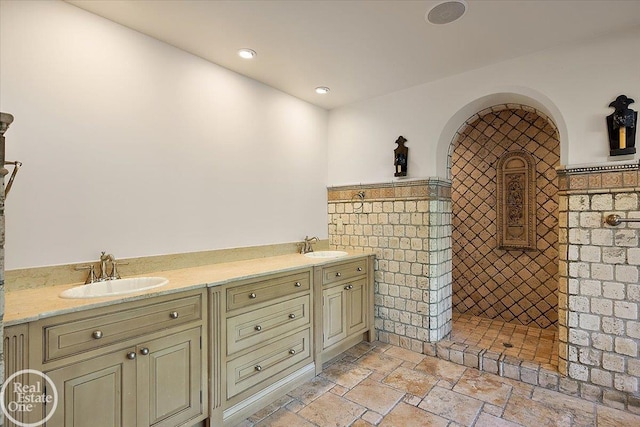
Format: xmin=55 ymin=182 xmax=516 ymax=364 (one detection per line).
xmin=605 ymin=214 xmax=640 ymax=226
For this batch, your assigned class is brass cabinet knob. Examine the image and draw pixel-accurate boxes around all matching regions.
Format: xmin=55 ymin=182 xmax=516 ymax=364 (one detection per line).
xmin=335 ymin=272 xmax=341 ymax=277
xmin=254 ymin=365 xmax=262 ymax=372
xmin=140 ymin=348 xmax=150 ymax=356
xmin=289 ymin=349 xmax=296 ymax=355
xmin=92 ymin=330 xmax=103 ymax=339
xmin=169 ymin=311 xmax=179 ymax=319
xmin=249 ymin=293 xmax=257 ymax=299
xmin=294 ymin=282 xmax=302 ymax=287
xmin=288 ymin=313 xmax=296 ymax=319
xmin=344 ymin=284 xmax=353 ymax=290
xmin=126 ymin=352 xmax=136 ymax=360
xmin=357 ymin=267 xmax=363 ymax=272
xmin=255 ymin=325 xmax=262 ymax=331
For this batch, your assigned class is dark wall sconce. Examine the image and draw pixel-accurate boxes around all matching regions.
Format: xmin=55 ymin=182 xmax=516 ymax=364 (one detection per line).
xmin=607 ymin=95 xmax=637 ymax=156
xmin=394 ymin=136 xmax=408 ymax=177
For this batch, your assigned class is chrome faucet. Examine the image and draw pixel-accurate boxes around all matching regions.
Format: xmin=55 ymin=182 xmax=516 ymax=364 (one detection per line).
xmin=75 ymin=251 xmax=126 ymax=284
xmin=300 ymin=236 xmax=319 ymax=254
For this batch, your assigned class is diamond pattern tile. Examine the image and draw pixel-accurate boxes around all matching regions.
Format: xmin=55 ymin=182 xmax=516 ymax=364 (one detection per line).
xmin=451 ymin=107 xmax=560 ymax=329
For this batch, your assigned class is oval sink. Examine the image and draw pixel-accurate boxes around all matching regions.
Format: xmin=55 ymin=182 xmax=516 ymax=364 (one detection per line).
xmin=60 ymin=277 xmax=169 ymax=299
xmin=303 ymin=250 xmax=349 ymax=259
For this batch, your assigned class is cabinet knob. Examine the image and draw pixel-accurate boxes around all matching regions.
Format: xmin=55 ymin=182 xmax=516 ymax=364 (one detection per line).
xmin=294 ymin=282 xmax=302 ymax=287
xmin=335 ymin=272 xmax=341 ymax=277
xmin=288 ymin=313 xmax=296 ymax=319
xmin=126 ymin=352 xmax=136 ymax=360
xmin=92 ymin=330 xmax=103 ymax=339
xmin=140 ymin=348 xmax=150 ymax=356
xmin=344 ymin=284 xmax=353 ymax=290
xmin=357 ymin=267 xmax=363 ymax=272
xmin=255 ymin=325 xmax=262 ymax=331
xmin=254 ymin=365 xmax=262 ymax=372
xmin=169 ymin=311 xmax=179 ymax=319
xmin=249 ymin=293 xmax=257 ymax=299
xmin=289 ymin=349 xmax=296 ymax=355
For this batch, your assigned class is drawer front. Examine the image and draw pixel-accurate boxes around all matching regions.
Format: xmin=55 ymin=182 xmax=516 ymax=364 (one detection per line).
xmin=227 ymin=329 xmax=311 ymax=399
xmin=43 ymin=293 xmax=202 ymax=361
xmin=227 ymin=294 xmax=310 ymax=355
xmin=226 ymin=270 xmax=310 ymax=311
xmin=322 ymin=258 xmax=367 ymax=285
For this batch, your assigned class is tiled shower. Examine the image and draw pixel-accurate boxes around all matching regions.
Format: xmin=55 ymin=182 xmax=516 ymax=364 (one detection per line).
xmin=451 ymin=106 xmax=560 ymax=330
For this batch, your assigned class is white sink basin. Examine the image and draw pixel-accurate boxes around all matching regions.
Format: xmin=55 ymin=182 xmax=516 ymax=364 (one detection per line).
xmin=60 ymin=277 xmax=169 ymax=299
xmin=303 ymin=250 xmax=349 ymax=259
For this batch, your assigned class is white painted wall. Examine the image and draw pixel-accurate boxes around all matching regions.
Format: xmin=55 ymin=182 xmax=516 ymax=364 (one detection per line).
xmin=0 ymin=0 xmax=328 ymax=269
xmin=328 ymin=27 xmax=640 ymax=184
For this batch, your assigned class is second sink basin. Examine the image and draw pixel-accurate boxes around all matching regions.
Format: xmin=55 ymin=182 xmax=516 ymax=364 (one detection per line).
xmin=60 ymin=277 xmax=169 ymax=299
xmin=303 ymin=250 xmax=348 ymax=259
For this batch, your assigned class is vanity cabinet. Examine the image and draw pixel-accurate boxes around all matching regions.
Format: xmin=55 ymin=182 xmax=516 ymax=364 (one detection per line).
xmin=314 ymin=256 xmax=374 ymax=368
xmin=3 ymin=289 xmax=208 ymax=427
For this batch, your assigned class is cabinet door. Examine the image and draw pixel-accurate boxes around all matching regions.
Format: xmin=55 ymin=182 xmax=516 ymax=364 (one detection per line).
xmin=323 ymin=285 xmax=347 ymax=349
xmin=346 ymin=279 xmax=367 ymax=335
xmin=137 ymin=327 xmax=203 ymax=427
xmin=45 ymin=347 xmax=137 ymax=427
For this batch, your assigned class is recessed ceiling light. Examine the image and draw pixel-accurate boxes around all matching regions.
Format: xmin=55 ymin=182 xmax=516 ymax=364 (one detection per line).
xmin=238 ymin=48 xmax=257 ymax=59
xmin=426 ymin=0 xmax=467 ymax=25
xmin=315 ymin=87 xmax=330 ymax=94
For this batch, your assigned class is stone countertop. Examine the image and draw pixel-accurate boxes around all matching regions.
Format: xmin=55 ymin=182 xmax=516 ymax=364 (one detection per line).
xmin=4 ymin=251 xmax=373 ymax=326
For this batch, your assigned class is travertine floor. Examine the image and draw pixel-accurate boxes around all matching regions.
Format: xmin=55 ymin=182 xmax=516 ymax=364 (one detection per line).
xmin=240 ymin=341 xmax=639 ymax=427
xmin=452 ymin=312 xmax=559 ymax=370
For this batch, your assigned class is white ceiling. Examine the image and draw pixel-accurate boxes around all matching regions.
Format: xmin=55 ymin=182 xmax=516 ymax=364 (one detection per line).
xmin=67 ymin=0 xmax=640 ymax=110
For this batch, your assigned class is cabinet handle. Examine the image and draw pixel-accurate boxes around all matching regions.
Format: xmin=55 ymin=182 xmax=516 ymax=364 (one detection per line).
xmin=357 ymin=267 xmax=363 ymax=272
xmin=288 ymin=313 xmax=296 ymax=319
xmin=344 ymin=284 xmax=353 ymax=290
xmin=255 ymin=325 xmax=262 ymax=331
xmin=169 ymin=311 xmax=179 ymax=319
xmin=335 ymin=272 xmax=341 ymax=277
xmin=140 ymin=348 xmax=150 ymax=356
xmin=249 ymin=293 xmax=257 ymax=299
xmin=289 ymin=349 xmax=296 ymax=355
xmin=92 ymin=330 xmax=103 ymax=339
xmin=126 ymin=352 xmax=136 ymax=360
xmin=294 ymin=282 xmax=302 ymax=287
xmin=254 ymin=365 xmax=262 ymax=372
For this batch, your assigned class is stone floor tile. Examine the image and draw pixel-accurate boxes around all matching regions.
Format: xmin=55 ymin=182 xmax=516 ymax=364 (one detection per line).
xmin=361 ymin=409 xmax=383 ymax=425
xmin=482 ymin=403 xmax=504 ymax=417
xmin=356 ymin=352 xmax=404 ymax=375
xmin=452 ymin=369 xmax=512 ymax=406
xmin=297 ymin=392 xmax=366 ymax=427
xmin=382 ymin=366 xmax=439 ymax=397
xmin=414 ymin=356 xmax=467 ymax=385
xmin=351 ymin=420 xmax=374 ymax=427
xmin=346 ymin=341 xmax=377 ymax=358
xmin=596 ymin=404 xmax=640 ymax=427
xmin=321 ymin=359 xmax=372 ymax=389
xmin=474 ymin=413 xmax=523 ymax=427
xmin=344 ymin=378 xmax=405 ymax=415
xmin=284 ymin=399 xmax=305 ymax=413
xmin=403 ymin=394 xmax=423 ymax=406
xmin=287 ymin=376 xmax=335 ymax=404
xmin=330 ymin=384 xmax=349 ymax=396
xmin=531 ymin=387 xmax=595 ymax=426
xmin=252 ymin=408 xmax=316 ymax=427
xmin=378 ymin=402 xmax=449 ymax=427
xmin=247 ymin=395 xmax=292 ymax=422
xmin=502 ymin=394 xmax=572 ymax=427
xmin=383 ymin=345 xmax=426 ymax=364
xmin=418 ymin=386 xmax=483 ymax=425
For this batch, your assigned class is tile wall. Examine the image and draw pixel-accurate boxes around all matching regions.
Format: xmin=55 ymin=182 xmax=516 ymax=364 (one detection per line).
xmin=557 ymin=162 xmax=640 ymax=412
xmin=450 ymin=105 xmax=560 ymax=329
xmin=327 ymin=179 xmax=452 ymax=351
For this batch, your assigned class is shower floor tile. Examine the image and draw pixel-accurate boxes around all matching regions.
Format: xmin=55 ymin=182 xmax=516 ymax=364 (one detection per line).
xmin=452 ymin=312 xmax=559 ymax=370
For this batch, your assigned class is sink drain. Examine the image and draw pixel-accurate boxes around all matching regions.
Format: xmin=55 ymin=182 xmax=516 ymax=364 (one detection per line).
xmin=503 ymin=342 xmax=514 ymax=348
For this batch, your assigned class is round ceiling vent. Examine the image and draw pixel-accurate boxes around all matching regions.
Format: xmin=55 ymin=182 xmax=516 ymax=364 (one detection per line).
xmin=426 ymin=0 xmax=468 ymax=25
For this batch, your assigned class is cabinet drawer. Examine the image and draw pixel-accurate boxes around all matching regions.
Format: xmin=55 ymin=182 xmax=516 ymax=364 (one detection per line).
xmin=43 ymin=293 xmax=203 ymax=361
xmin=322 ymin=259 xmax=367 ymax=285
xmin=227 ymin=329 xmax=311 ymax=399
xmin=227 ymin=295 xmax=310 ymax=355
xmin=226 ymin=270 xmax=310 ymax=311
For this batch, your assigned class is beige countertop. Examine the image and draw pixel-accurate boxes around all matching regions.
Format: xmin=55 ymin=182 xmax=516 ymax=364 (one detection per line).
xmin=4 ymin=251 xmax=373 ymax=326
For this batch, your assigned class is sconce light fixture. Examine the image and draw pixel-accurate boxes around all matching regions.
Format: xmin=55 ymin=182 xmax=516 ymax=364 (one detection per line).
xmin=607 ymin=95 xmax=637 ymax=156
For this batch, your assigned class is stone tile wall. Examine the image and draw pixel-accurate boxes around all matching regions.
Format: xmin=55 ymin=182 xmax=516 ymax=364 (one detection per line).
xmin=450 ymin=105 xmax=560 ymax=329
xmin=557 ymin=162 xmax=640 ymax=412
xmin=327 ymin=179 xmax=452 ymax=352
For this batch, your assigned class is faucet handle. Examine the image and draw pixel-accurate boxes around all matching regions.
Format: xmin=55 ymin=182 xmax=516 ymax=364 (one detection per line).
xmin=109 ymin=260 xmax=129 ymax=280
xmin=75 ymin=264 xmax=97 ymax=284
